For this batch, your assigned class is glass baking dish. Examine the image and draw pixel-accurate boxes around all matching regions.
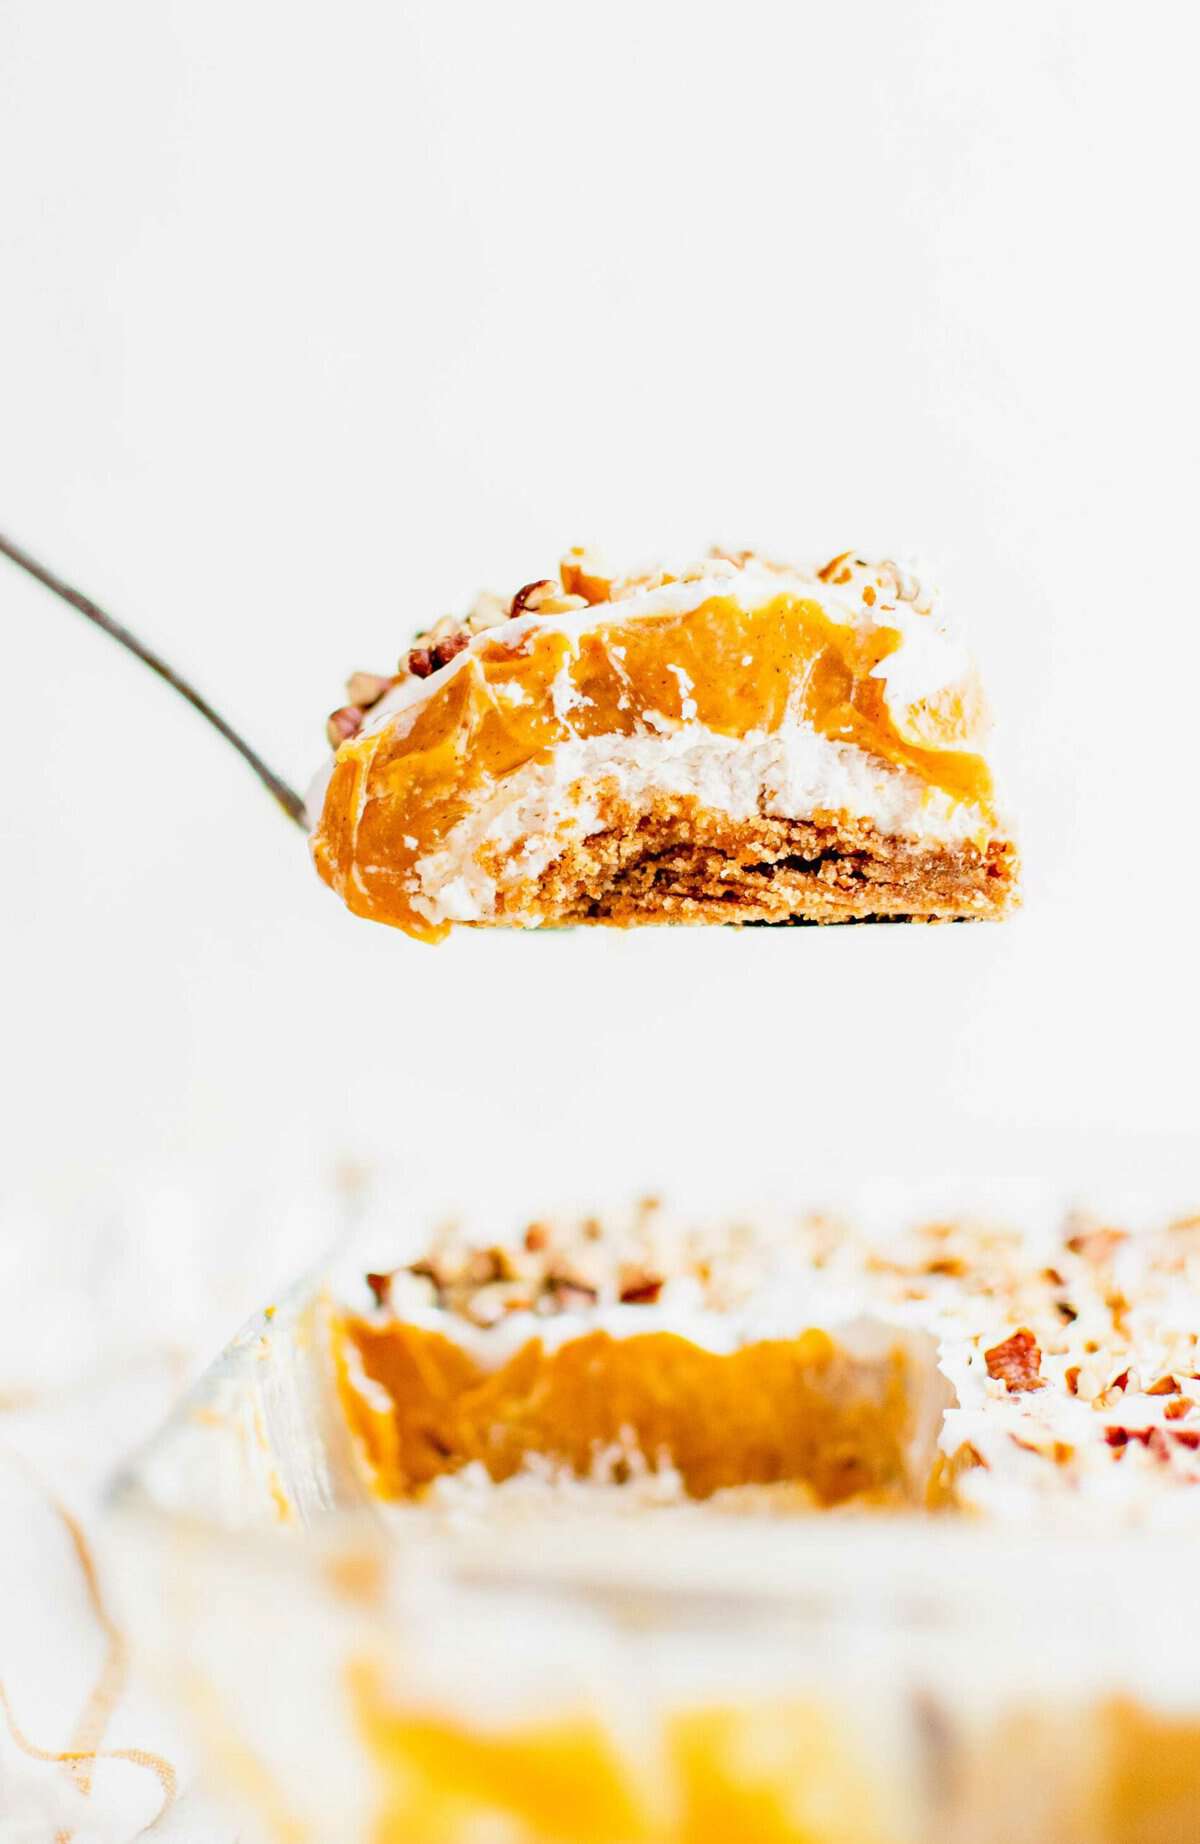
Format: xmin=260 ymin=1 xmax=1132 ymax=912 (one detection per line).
xmin=107 ymin=1240 xmax=1200 ymax=1844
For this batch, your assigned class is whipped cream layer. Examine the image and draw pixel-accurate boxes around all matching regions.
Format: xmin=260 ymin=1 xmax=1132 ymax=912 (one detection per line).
xmin=410 ymin=717 xmax=989 ymax=928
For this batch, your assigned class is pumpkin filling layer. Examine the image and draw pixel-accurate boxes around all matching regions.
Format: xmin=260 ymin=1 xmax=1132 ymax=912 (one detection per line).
xmin=335 ymin=1319 xmax=927 ymax=1507
xmin=353 ymin=1672 xmax=1200 ymax=1844
xmin=309 ymin=552 xmax=1018 ymax=941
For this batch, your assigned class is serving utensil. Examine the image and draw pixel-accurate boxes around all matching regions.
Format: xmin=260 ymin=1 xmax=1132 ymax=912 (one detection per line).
xmin=0 ymin=529 xmax=308 ymax=827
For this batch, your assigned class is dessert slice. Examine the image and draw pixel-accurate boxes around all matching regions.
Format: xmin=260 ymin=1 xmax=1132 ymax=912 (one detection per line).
xmin=309 ymin=548 xmax=1019 ymax=942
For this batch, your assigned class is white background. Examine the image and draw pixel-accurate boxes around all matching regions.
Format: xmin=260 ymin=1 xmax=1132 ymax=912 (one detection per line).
xmin=0 ymin=12 xmax=1197 ymax=1831
xmin=3 ymin=0 xmax=1200 ymax=1236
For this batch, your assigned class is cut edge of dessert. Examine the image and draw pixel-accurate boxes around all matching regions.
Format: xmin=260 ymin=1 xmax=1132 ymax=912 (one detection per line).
xmin=330 ymin=1199 xmax=1200 ymax=1525
xmin=308 ymin=547 xmax=1020 ymax=942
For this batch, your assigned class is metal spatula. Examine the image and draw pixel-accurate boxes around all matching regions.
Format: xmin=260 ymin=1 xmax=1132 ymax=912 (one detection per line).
xmin=1 ymin=529 xmax=308 ymax=828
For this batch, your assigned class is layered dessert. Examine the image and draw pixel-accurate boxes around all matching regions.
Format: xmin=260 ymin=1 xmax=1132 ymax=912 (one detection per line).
xmin=335 ymin=1201 xmax=1200 ymax=1520
xmin=309 ymin=549 xmax=1019 ymax=941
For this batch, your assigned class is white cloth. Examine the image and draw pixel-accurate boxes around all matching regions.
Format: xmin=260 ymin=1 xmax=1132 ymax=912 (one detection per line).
xmin=0 ymin=1177 xmax=337 ymax=1842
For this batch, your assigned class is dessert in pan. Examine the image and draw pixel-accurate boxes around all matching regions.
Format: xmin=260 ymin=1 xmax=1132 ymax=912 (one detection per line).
xmin=109 ymin=1200 xmax=1200 ymax=1844
xmin=309 ymin=549 xmax=1020 ymax=941
xmin=321 ymin=1203 xmax=1200 ymax=1844
xmin=336 ymin=1203 xmax=1200 ymax=1518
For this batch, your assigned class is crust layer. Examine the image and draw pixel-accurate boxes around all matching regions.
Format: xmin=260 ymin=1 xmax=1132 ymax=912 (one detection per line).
xmin=481 ymin=792 xmax=1018 ymax=927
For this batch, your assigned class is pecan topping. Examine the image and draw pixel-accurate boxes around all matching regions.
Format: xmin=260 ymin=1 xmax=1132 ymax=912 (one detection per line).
xmin=817 ymin=550 xmax=854 ymax=585
xmin=407 ymin=630 xmax=470 ymax=678
xmin=617 ymin=1265 xmax=664 ymax=1305
xmin=406 ymin=1257 xmax=445 ymax=1301
xmin=1067 ymin=1226 xmax=1127 ymax=1263
xmin=1166 ymin=1397 xmax=1194 ymax=1420
xmin=511 ymin=579 xmax=557 ymax=617
xmin=365 ymin=1271 xmax=393 ymax=1308
xmin=1105 ymin=1425 xmax=1170 ymax=1461
xmin=327 ymin=669 xmax=401 ymax=748
xmin=326 ymin=704 xmax=365 ymax=748
xmin=984 ymin=1328 xmax=1045 ymax=1392
xmin=539 ymin=1275 xmax=599 ymax=1312
xmin=466 ymin=590 xmax=511 ymax=630
xmin=1147 ymin=1375 xmax=1179 ymax=1396
xmin=463 ymin=1246 xmax=515 ymax=1288
xmin=431 ymin=631 xmax=470 ymax=670
xmin=345 ymin=671 xmax=396 ymax=708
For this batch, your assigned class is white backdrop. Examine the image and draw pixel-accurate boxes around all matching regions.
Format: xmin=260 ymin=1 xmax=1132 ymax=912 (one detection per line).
xmin=4 ymin=0 xmax=1200 ymax=1229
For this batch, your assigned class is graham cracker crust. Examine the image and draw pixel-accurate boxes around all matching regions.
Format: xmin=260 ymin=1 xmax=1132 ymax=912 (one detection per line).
xmin=485 ymin=792 xmax=1018 ymax=927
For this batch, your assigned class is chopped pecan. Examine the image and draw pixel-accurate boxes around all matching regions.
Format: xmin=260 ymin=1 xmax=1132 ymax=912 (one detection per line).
xmin=1009 ymin=1433 xmax=1075 ymax=1465
xmin=406 ymin=1257 xmax=445 ymax=1301
xmin=510 ymin=578 xmax=587 ymax=619
xmin=406 ymin=630 xmax=471 ymax=678
xmin=1066 ymin=1226 xmax=1127 ymax=1262
xmin=365 ymin=1270 xmax=393 ymax=1308
xmin=538 ymin=1254 xmax=601 ymax=1312
xmin=984 ymin=1328 xmax=1045 ymax=1392
xmin=463 ymin=1246 xmax=515 ymax=1288
xmin=880 ymin=560 xmax=925 ymax=606
xmin=1065 ymin=1365 xmax=1082 ymax=1396
xmin=539 ymin=1277 xmax=599 ymax=1313
xmin=463 ymin=1281 xmax=530 ymax=1328
xmin=817 ymin=550 xmax=854 ymax=585
xmin=345 ymin=670 xmax=396 ymax=708
xmin=326 ymin=704 xmax=365 ymax=748
xmin=618 ymin=1265 xmax=664 ymax=1305
xmin=1147 ymin=1375 xmax=1179 ymax=1396
xmin=1166 ymin=1397 xmax=1194 ymax=1420
xmin=511 ymin=579 xmax=557 ymax=617
xmin=431 ymin=631 xmax=470 ymax=671
xmin=466 ymin=590 xmax=511 ymax=630
xmin=1105 ymin=1426 xmax=1166 ymax=1456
